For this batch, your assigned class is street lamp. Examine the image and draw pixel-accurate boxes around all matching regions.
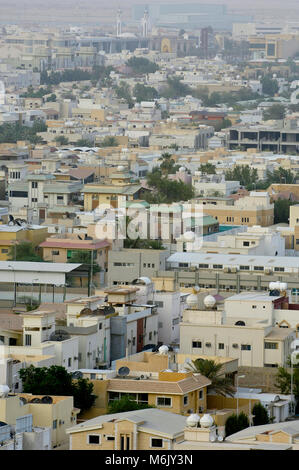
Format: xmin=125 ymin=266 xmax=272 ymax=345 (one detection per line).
xmin=236 ymin=374 xmax=245 ymax=417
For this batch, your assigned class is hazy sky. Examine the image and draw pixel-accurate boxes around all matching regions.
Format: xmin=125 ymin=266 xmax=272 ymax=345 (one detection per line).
xmin=0 ymin=0 xmax=298 ymax=25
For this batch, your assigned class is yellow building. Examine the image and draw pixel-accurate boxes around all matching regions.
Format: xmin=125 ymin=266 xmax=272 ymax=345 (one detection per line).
xmin=0 ymin=224 xmax=48 ymax=261
xmin=67 ymin=408 xmax=188 ymax=450
xmin=79 ymin=369 xmax=210 ymax=420
xmin=83 ymin=170 xmax=147 ymax=211
xmin=0 ymin=393 xmax=79 ymax=448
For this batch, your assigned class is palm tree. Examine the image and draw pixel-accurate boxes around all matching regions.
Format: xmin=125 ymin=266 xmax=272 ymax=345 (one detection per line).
xmin=186 ymin=358 xmax=235 ymax=397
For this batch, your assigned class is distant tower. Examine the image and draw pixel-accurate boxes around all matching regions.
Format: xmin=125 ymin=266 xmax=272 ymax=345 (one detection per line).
xmin=116 ymin=8 xmax=122 ymax=37
xmin=141 ymin=8 xmax=149 ymax=37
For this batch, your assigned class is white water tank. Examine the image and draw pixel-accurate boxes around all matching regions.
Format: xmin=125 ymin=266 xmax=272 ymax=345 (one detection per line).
xmin=200 ymin=414 xmax=214 ymax=428
xmin=0 ymin=385 xmax=10 ymax=398
xmin=158 ymin=345 xmax=169 ymax=355
xmin=186 ymin=413 xmax=200 ymax=427
xmin=204 ymin=295 xmax=216 ymax=309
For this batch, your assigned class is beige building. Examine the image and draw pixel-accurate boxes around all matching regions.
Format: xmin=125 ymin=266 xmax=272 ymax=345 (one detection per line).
xmin=179 ymin=292 xmax=296 ymax=368
xmin=66 ymin=408 xmax=187 ymax=450
xmin=0 ymin=392 xmax=78 ymax=448
xmin=194 ymin=192 xmax=274 ymax=227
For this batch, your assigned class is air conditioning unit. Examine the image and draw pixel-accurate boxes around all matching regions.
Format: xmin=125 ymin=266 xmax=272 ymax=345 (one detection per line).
xmin=205 ymin=342 xmax=211 ymax=348
xmin=224 ymin=267 xmax=231 ymax=273
xmin=231 ymin=267 xmax=237 ymax=273
xmin=265 ymin=268 xmax=272 ymax=275
xmin=232 ymin=343 xmax=239 ymax=349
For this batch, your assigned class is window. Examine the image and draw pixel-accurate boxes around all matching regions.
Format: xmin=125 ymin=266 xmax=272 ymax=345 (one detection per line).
xmin=25 ymin=334 xmax=31 ymax=346
xmin=240 ymin=265 xmax=250 ymax=270
xmin=149 ymin=332 xmax=152 ymax=341
xmin=0 ymin=336 xmax=4 ymax=344
xmin=106 ymin=436 xmax=115 ymax=441
xmin=32 ymin=181 xmax=38 ymax=188
xmin=88 ymin=434 xmax=100 ymax=445
xmin=52 ymin=250 xmax=59 ymax=256
xmin=254 ymin=266 xmax=264 ymax=271
xmin=53 ymin=420 xmax=57 ymax=430
xmin=132 ymin=337 xmax=136 ymax=346
xmin=151 ymin=438 xmax=163 ymax=448
xmin=241 ymin=344 xmax=251 ymax=351
xmin=198 ymin=264 xmax=209 ymax=268
xmin=199 ymin=390 xmax=203 ymax=400
xmin=192 ymin=341 xmax=202 ymax=348
xmin=99 ymin=323 xmax=102 ymax=330
xmin=183 ymin=395 xmax=188 ymax=406
xmin=243 ymin=241 xmax=250 ymax=246
xmin=68 ymin=358 xmax=72 ymax=367
xmin=274 ymin=267 xmax=284 ymax=272
xmin=156 ymin=397 xmax=172 ymax=407
xmin=218 ymin=343 xmax=224 ymax=350
xmin=265 ymin=342 xmax=278 ymax=350
xmin=31 ymin=198 xmax=37 ymax=203
xmin=1 ymin=249 xmax=8 ymax=253
xmin=213 ymin=264 xmax=223 ymax=269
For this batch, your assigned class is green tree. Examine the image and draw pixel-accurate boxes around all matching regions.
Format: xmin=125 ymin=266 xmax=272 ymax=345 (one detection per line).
xmin=19 ymin=365 xmax=96 ymax=412
xmin=158 ymin=152 xmax=180 ymax=175
xmin=67 ymin=250 xmax=101 ymax=275
xmin=145 ymin=169 xmax=194 ymax=204
xmin=199 ymin=163 xmax=216 ymax=174
xmin=160 ymin=77 xmax=192 ymax=99
xmin=74 ymin=139 xmax=94 ymax=147
xmin=252 ymin=402 xmax=270 ymax=426
xmin=263 ymin=104 xmax=286 ymax=121
xmin=126 ymin=57 xmax=159 ymax=75
xmin=266 ymin=167 xmax=295 ymax=184
xmin=114 ymin=81 xmax=134 ymax=108
xmin=9 ymin=241 xmax=43 ymax=262
xmin=186 ymin=358 xmax=235 ymax=397
xmin=108 ymin=395 xmax=154 ymax=414
xmin=99 ymin=136 xmax=118 ymax=147
xmin=225 ymin=412 xmax=249 ymax=437
xmin=133 ymin=83 xmax=159 ymax=102
xmin=55 ymin=135 xmax=69 ymax=146
xmin=46 ymin=94 xmax=57 ymax=102
xmin=225 ymin=165 xmax=258 ymax=188
xmin=261 ymin=76 xmax=279 ymax=96
xmin=274 ymin=199 xmax=296 ymax=224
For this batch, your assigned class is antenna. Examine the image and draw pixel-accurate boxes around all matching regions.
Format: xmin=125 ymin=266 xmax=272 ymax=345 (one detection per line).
xmin=118 ymin=366 xmax=130 ymax=378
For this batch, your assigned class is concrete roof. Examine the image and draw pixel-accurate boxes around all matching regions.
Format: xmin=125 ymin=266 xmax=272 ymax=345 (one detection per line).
xmin=66 ymin=408 xmax=187 ymax=438
xmin=167 ymin=252 xmax=299 ymax=269
xmin=106 ymin=374 xmax=211 ymax=395
xmin=226 ymin=420 xmax=299 ymax=442
xmin=0 ymin=261 xmax=82 ymax=273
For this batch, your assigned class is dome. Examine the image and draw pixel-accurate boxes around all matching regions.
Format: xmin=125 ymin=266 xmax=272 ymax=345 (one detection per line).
xmin=0 ymin=385 xmax=10 ymax=398
xmin=200 ymin=413 xmax=214 ymax=428
xmin=183 ymin=231 xmax=195 ymax=242
xmin=186 ymin=293 xmax=198 ymax=309
xmin=186 ymin=414 xmax=200 ymax=427
xmin=204 ymin=295 xmax=216 ymax=309
xmin=158 ymin=345 xmax=169 ymax=355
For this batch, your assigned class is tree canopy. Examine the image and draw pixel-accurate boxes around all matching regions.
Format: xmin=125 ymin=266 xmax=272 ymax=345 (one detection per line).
xmin=133 ymin=83 xmax=159 ymax=102
xmin=225 ymin=412 xmax=249 ymax=437
xmin=19 ymin=365 xmax=96 ymax=412
xmin=108 ymin=395 xmax=154 ymax=414
xmin=126 ymin=57 xmax=159 ymax=75
xmin=145 ymin=167 xmax=194 ymax=204
xmin=252 ymin=402 xmax=270 ymax=426
xmin=160 ymin=77 xmax=192 ymax=99
xmin=186 ymin=358 xmax=235 ymax=397
xmin=261 ymin=76 xmax=279 ymax=96
xmin=199 ymin=163 xmax=216 ymax=174
xmin=9 ymin=241 xmax=44 ymax=262
xmin=225 ymin=165 xmax=258 ymax=188
xmin=263 ymin=104 xmax=286 ymax=121
xmin=0 ymin=121 xmax=47 ymax=144
xmin=274 ymin=199 xmax=297 ymax=224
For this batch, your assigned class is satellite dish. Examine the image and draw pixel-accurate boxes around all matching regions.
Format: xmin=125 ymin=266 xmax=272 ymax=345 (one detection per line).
xmin=218 ymin=435 xmax=224 ymax=442
xmin=41 ymin=396 xmax=53 ymax=404
xmin=49 ymin=329 xmax=71 ymax=342
xmin=102 ymin=305 xmax=115 ymax=315
xmin=79 ymin=308 xmax=92 ymax=316
xmin=235 ymin=320 xmax=246 ymax=326
xmin=19 ymin=397 xmax=27 ymax=406
xmin=30 ymin=398 xmax=42 ymax=403
xmin=118 ymin=366 xmax=130 ymax=377
xmin=72 ymin=371 xmax=83 ymax=379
